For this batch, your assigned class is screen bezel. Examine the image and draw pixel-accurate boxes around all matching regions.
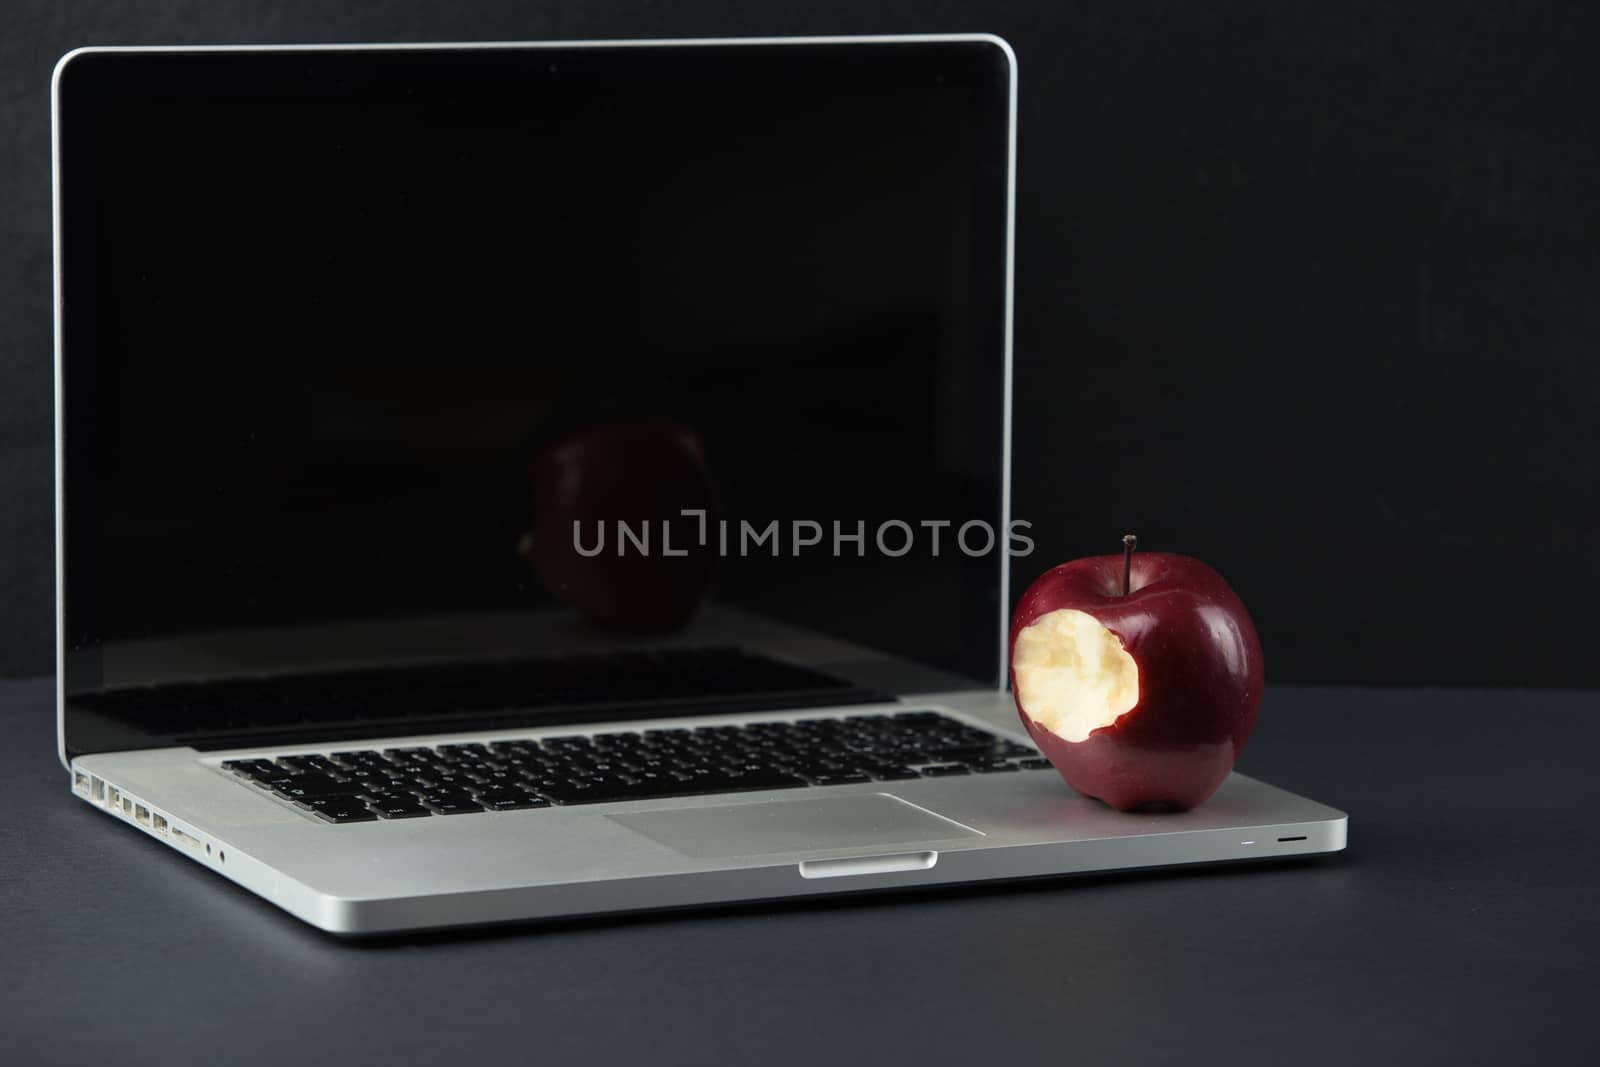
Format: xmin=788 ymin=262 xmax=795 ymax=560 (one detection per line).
xmin=51 ymin=35 xmax=1018 ymax=765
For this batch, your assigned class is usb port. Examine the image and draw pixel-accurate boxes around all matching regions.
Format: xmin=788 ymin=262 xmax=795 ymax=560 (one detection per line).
xmin=134 ymin=804 xmax=151 ymax=828
xmin=153 ymin=813 xmax=169 ymax=835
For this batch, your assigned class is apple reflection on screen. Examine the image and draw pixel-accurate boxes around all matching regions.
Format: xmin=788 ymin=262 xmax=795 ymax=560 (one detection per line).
xmin=521 ymin=421 xmax=716 ymax=633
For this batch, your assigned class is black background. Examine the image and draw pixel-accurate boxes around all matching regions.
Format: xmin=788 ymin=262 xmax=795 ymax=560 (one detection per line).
xmin=4 ymin=1 xmax=1599 ymax=687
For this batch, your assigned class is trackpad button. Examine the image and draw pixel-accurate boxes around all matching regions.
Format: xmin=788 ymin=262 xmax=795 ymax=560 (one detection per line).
xmin=609 ymin=793 xmax=983 ymax=859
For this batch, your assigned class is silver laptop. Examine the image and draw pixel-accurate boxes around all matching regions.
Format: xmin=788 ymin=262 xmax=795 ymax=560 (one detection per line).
xmin=52 ymin=35 xmax=1345 ymax=935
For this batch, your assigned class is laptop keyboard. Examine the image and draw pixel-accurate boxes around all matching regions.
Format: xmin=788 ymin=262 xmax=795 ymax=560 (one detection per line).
xmin=222 ymin=711 xmax=1052 ymax=823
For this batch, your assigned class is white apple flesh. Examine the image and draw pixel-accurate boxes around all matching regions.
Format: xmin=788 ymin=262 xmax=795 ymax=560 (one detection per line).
xmin=1011 ymin=609 xmax=1139 ymax=742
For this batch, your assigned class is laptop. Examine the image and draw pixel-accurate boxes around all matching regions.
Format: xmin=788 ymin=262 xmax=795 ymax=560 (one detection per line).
xmin=52 ymin=35 xmax=1346 ymax=935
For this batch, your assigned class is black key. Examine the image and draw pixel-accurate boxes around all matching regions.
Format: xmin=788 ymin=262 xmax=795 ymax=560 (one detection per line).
xmin=615 ymin=769 xmax=671 ymax=789
xmin=499 ymin=758 xmax=544 ymax=777
xmin=242 ymin=773 xmax=295 ymax=790
xmin=471 ymin=781 xmax=535 ymax=797
xmin=368 ymin=798 xmax=433 ymax=819
xmin=809 ymin=773 xmax=872 ymax=786
xmin=783 ymin=761 xmax=847 ymax=778
xmin=414 ymin=773 xmax=473 ymax=791
xmin=717 ymin=769 xmax=805 ymax=788
xmin=417 ymin=790 xmax=478 ymax=807
xmin=362 ymin=786 xmax=421 ymax=803
xmin=279 ymin=754 xmax=343 ymax=775
xmin=225 ymin=759 xmax=293 ymax=784
xmin=274 ymin=774 xmax=362 ymax=799
xmin=425 ymin=799 xmax=485 ymax=816
xmin=473 ymin=784 xmax=539 ymax=800
xmin=337 ymin=757 xmax=393 ymax=774
xmin=481 ymin=797 xmax=545 ymax=812
xmin=870 ymin=766 xmax=922 ymax=780
xmin=476 ymin=790 xmax=549 ymax=811
xmin=296 ymin=794 xmax=366 ymax=812
xmin=448 ymin=759 xmax=498 ymax=775
xmin=921 ymin=764 xmax=971 ymax=777
xmin=221 ymin=758 xmax=264 ymax=772
xmin=971 ymin=762 xmax=1019 ymax=773
xmin=528 ymin=778 xmax=594 ymax=801
xmin=299 ymin=796 xmax=378 ymax=823
xmin=1016 ymin=758 xmax=1054 ymax=770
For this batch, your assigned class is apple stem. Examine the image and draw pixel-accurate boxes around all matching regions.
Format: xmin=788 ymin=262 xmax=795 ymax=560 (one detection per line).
xmin=1122 ymin=533 xmax=1137 ymax=596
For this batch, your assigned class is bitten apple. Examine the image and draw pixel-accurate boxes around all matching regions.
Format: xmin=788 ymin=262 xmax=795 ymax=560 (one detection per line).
xmin=1009 ymin=537 xmax=1263 ymax=812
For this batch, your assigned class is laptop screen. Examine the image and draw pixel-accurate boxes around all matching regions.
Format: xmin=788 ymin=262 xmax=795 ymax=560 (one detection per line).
xmin=55 ymin=40 xmax=1014 ymax=755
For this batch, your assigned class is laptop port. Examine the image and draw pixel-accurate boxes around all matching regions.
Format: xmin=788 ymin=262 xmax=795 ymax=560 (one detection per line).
xmin=91 ymin=776 xmax=106 ymax=803
xmin=169 ymin=826 xmax=202 ymax=850
xmin=134 ymin=804 xmax=151 ymax=828
xmin=73 ymin=770 xmax=92 ymax=796
xmin=152 ymin=813 xmax=169 ymax=835
xmin=108 ymin=786 xmax=122 ymax=810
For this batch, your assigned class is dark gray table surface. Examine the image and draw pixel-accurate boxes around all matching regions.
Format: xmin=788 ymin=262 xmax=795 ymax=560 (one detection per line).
xmin=4 ymin=677 xmax=1597 ymax=1066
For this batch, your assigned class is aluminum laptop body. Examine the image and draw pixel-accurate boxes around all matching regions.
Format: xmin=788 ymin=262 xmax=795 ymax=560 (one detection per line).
xmin=53 ymin=36 xmax=1346 ymax=935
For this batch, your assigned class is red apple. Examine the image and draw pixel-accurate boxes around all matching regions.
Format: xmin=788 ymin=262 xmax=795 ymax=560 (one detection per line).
xmin=1009 ymin=541 xmax=1263 ymax=812
xmin=523 ymin=421 xmax=714 ymax=632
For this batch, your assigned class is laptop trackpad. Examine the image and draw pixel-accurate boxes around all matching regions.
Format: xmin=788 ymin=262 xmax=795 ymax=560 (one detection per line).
xmin=609 ymin=792 xmax=983 ymax=859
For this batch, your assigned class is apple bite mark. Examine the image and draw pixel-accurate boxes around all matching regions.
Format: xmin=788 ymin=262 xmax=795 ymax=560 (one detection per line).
xmin=1011 ymin=608 xmax=1139 ymax=743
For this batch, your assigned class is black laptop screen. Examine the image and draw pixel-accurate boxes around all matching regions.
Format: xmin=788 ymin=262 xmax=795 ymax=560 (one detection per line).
xmin=56 ymin=41 xmax=1013 ymax=754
